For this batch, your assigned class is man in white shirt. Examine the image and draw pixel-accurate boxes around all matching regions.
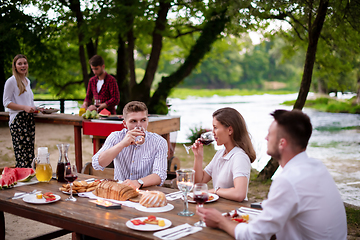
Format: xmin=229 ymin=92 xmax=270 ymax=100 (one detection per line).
xmin=92 ymin=101 xmax=168 ymax=189
xmin=197 ymin=109 xmax=347 ymax=240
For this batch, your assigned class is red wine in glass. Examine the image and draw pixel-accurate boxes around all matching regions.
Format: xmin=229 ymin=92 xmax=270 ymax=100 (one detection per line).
xmin=64 ymin=175 xmax=78 ymax=183
xmin=199 ymin=139 xmax=214 ymax=145
xmin=194 ymin=193 xmax=209 ymax=204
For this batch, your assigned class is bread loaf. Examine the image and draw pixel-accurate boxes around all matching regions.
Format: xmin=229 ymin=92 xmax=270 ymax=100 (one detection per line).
xmin=93 ymin=180 xmax=138 ymax=201
xmin=139 ymin=191 xmax=167 ymax=208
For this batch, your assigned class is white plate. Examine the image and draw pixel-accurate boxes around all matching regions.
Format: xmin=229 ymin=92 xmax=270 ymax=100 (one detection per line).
xmin=184 ymin=193 xmax=219 ymax=203
xmin=23 ymin=194 xmax=61 ymax=204
xmin=126 ymin=217 xmax=171 ymax=231
xmin=135 ymin=203 xmax=174 ymax=213
xmin=42 ymin=108 xmax=59 ymax=114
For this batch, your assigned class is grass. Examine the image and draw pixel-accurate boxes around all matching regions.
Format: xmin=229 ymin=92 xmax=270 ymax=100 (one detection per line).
xmin=169 ymin=88 xmax=296 ymax=99
xmin=282 ymin=97 xmax=360 ymax=114
xmin=173 ymin=142 xmax=360 ymax=238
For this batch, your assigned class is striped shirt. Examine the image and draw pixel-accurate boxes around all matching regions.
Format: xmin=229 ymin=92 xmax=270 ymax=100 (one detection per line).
xmin=92 ymin=129 xmax=168 ymax=185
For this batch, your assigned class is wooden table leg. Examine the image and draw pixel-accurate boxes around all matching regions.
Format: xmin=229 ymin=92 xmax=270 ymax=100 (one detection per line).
xmin=74 ymin=126 xmax=82 ymax=173
xmin=0 ymin=211 xmax=4 ymax=240
xmin=72 ymin=232 xmax=82 ymax=240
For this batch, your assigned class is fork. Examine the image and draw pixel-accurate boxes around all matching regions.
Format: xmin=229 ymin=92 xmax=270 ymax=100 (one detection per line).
xmin=10 ymin=189 xmax=38 ymax=199
xmin=160 ymin=226 xmax=192 ymax=238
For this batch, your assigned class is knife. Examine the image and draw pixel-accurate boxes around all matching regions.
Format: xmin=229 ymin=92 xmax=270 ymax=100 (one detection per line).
xmin=160 ymin=226 xmax=192 ymax=238
xmin=12 ymin=190 xmax=40 ymax=199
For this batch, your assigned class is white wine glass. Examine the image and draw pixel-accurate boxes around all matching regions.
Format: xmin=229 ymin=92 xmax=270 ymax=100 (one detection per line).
xmin=183 ymin=144 xmax=192 ymax=154
xmin=64 ymin=164 xmax=78 ymax=202
xmin=176 ymin=169 xmax=195 ymax=216
xmin=193 ymin=183 xmax=209 ymax=227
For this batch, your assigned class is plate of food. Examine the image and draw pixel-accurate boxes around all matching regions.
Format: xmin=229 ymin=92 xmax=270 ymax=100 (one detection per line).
xmin=59 ymin=180 xmax=100 ymax=194
xmin=42 ymin=108 xmax=60 ymax=114
xmin=135 ymin=203 xmax=174 ymax=213
xmin=222 ymin=208 xmax=261 ymax=223
xmin=184 ymin=193 xmax=219 ymax=203
xmin=126 ymin=216 xmax=172 ymax=231
xmin=23 ymin=192 xmax=61 ymax=204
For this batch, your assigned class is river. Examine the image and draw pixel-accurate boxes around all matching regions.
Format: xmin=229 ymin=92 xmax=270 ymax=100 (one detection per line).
xmin=36 ymin=93 xmax=360 ymax=206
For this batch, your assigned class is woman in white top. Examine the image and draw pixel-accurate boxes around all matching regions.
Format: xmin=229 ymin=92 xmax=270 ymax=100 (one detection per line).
xmin=3 ymin=54 xmax=37 ymax=168
xmin=192 ymin=107 xmax=256 ymax=202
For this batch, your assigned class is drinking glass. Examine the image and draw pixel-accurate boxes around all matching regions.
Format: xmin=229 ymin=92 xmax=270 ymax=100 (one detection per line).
xmin=199 ymin=132 xmax=214 ymax=145
xmin=64 ymin=164 xmax=78 ymax=202
xmin=193 ymin=183 xmax=209 ymax=227
xmin=176 ymin=169 xmax=195 ymax=216
xmin=134 ymin=126 xmax=145 ymax=146
xmin=94 ymin=99 xmax=101 ymax=108
xmin=183 ymin=144 xmax=192 ymax=154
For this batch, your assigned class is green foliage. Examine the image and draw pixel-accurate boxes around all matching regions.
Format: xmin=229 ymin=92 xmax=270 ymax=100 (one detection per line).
xmin=187 ymin=126 xmax=211 ymax=144
xmin=282 ymin=96 xmax=360 ymax=114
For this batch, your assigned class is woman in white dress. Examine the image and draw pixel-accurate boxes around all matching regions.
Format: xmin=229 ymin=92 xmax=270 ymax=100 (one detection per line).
xmin=3 ymin=54 xmax=37 ymax=167
xmin=192 ymin=107 xmax=256 ymax=202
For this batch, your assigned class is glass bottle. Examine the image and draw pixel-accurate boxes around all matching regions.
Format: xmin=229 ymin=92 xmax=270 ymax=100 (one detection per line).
xmin=56 ymin=143 xmax=70 ymax=182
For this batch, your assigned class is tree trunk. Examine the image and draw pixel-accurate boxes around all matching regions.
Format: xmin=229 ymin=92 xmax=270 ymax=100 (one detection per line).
xmin=116 ymin=34 xmax=130 ymax=113
xmin=68 ymin=0 xmax=89 ymax=90
xmin=148 ymin=7 xmax=229 ymax=113
xmin=258 ymin=0 xmax=329 ymax=181
xmin=356 ymin=76 xmax=360 ymax=104
xmin=135 ymin=0 xmax=171 ymax=104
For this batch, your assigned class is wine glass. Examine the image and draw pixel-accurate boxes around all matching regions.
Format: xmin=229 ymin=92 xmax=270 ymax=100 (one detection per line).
xmin=193 ymin=183 xmax=209 ymax=227
xmin=199 ymin=131 xmax=214 ymax=145
xmin=64 ymin=164 xmax=78 ymax=202
xmin=176 ymin=169 xmax=195 ymax=216
xmin=134 ymin=126 xmax=145 ymax=146
xmin=183 ymin=144 xmax=192 ymax=154
xmin=94 ymin=99 xmax=101 ymax=108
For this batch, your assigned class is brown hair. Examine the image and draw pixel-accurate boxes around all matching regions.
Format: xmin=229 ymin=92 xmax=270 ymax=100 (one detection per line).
xmin=89 ymin=55 xmax=104 ymax=67
xmin=271 ymin=109 xmax=312 ymax=150
xmin=123 ymin=101 xmax=148 ymax=118
xmin=213 ymin=107 xmax=256 ymax=163
xmin=12 ymin=54 xmax=28 ymax=96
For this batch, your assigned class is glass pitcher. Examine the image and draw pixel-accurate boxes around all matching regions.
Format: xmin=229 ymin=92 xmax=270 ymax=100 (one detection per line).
xmin=32 ymin=147 xmax=53 ymax=182
xmin=56 ymin=143 xmax=70 ymax=182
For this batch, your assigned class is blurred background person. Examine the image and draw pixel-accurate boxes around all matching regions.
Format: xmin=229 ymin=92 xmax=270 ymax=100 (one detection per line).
xmin=81 ymin=55 xmax=120 ymax=114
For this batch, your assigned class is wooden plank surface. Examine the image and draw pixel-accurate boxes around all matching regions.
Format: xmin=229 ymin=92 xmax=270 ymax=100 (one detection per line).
xmin=0 ymin=174 xmax=252 ymax=240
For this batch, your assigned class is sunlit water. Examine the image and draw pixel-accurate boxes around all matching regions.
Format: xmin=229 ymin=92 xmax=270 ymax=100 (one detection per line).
xmin=36 ymin=93 xmax=360 ymax=206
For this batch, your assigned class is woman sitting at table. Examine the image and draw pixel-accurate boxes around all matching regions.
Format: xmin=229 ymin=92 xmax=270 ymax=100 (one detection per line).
xmin=192 ymin=107 xmax=256 ymax=202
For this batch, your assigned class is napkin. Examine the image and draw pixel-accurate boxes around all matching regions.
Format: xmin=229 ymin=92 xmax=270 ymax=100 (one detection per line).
xmin=78 ymin=192 xmax=140 ymax=208
xmin=154 ymin=223 xmax=202 ymax=240
xmin=12 ymin=191 xmax=41 ymax=199
xmin=165 ymin=191 xmax=183 ymax=201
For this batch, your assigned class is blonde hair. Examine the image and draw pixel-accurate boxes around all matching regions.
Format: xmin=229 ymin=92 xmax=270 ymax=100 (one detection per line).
xmin=12 ymin=54 xmax=28 ymax=96
xmin=213 ymin=107 xmax=256 ymax=163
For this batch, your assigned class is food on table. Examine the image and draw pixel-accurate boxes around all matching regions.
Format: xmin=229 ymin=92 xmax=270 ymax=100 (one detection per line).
xmin=36 ymin=193 xmax=43 ymax=199
xmin=0 ymin=167 xmax=34 ymax=189
xmin=93 ymin=180 xmax=138 ymax=201
xmin=82 ymin=110 xmax=99 ymax=119
xmin=225 ymin=209 xmax=250 ymax=223
xmin=78 ymin=108 xmax=86 ymax=116
xmin=59 ymin=179 xmax=101 ymax=194
xmin=43 ymin=192 xmax=56 ymax=202
xmin=16 ymin=168 xmax=36 ymax=182
xmin=130 ymin=215 xmax=166 ymax=227
xmin=99 ymin=108 xmax=111 ymax=117
xmin=188 ymin=194 xmax=214 ymax=202
xmin=139 ymin=191 xmax=167 ymax=208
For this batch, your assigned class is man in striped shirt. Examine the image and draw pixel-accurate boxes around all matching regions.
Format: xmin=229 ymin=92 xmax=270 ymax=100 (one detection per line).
xmin=92 ymin=101 xmax=168 ymax=189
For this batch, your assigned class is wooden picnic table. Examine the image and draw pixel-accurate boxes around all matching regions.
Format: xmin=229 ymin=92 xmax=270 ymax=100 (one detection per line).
xmin=0 ymin=112 xmax=180 ymax=173
xmin=0 ymin=174 xmax=252 ymax=240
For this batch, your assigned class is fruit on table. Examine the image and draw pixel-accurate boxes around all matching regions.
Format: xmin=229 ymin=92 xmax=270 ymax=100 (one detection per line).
xmin=99 ymin=109 xmax=111 ymax=117
xmin=0 ymin=167 xmax=36 ymax=189
xmin=16 ymin=168 xmax=36 ymax=182
xmin=82 ymin=110 xmax=99 ymax=119
xmin=79 ymin=108 xmax=86 ymax=116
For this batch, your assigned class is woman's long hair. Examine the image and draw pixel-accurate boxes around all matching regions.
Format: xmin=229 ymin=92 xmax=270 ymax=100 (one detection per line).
xmin=213 ymin=107 xmax=256 ymax=163
xmin=12 ymin=54 xmax=28 ymax=96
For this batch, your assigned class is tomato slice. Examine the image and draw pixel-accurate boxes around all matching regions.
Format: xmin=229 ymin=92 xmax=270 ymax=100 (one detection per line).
xmin=147 ymin=215 xmax=156 ymax=221
xmin=131 ymin=219 xmax=145 ymax=225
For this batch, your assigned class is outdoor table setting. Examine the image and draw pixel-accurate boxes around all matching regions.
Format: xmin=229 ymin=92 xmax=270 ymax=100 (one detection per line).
xmin=0 ymin=166 xmax=261 ymax=240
